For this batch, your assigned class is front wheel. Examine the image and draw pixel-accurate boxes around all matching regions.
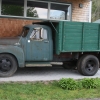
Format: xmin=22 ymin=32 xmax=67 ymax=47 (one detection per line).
xmin=0 ymin=54 xmax=17 ymax=77
xmin=77 ymin=55 xmax=99 ymax=76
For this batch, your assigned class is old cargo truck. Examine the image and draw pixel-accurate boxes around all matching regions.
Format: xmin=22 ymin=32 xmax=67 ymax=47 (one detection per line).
xmin=0 ymin=21 xmax=100 ymax=77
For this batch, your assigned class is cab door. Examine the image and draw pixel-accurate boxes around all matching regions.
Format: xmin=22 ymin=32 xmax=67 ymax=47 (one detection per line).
xmin=26 ymin=26 xmax=53 ymax=61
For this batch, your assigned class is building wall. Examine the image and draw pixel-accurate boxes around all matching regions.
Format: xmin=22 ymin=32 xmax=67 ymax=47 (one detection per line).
xmin=0 ymin=0 xmax=91 ymax=37
xmin=0 ymin=18 xmax=38 ymax=37
xmin=69 ymin=0 xmax=91 ymax=22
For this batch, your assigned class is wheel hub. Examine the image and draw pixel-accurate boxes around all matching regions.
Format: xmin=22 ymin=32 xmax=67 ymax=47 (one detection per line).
xmin=0 ymin=59 xmax=11 ymax=72
xmin=86 ymin=60 xmax=95 ymax=72
xmin=87 ymin=64 xmax=93 ymax=71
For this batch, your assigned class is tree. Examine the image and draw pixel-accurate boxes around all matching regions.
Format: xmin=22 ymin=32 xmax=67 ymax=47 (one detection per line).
xmin=2 ymin=5 xmax=23 ymax=16
xmin=2 ymin=4 xmax=38 ymax=17
xmin=92 ymin=0 xmax=100 ymax=22
xmin=27 ymin=7 xmax=38 ymax=17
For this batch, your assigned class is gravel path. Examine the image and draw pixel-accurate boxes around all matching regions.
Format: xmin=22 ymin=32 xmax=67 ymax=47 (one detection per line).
xmin=0 ymin=66 xmax=100 ymax=82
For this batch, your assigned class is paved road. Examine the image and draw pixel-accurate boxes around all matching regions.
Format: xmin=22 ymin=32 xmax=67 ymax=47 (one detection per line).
xmin=0 ymin=66 xmax=100 ymax=82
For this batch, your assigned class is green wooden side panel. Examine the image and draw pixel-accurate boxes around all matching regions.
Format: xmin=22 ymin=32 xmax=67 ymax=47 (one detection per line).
xmin=55 ymin=21 xmax=100 ymax=54
xmin=83 ymin=23 xmax=99 ymax=51
xmin=62 ymin=22 xmax=83 ymax=52
xmin=55 ymin=21 xmax=63 ymax=54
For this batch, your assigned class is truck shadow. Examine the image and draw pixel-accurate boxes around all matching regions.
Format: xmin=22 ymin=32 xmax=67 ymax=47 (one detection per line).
xmin=15 ymin=66 xmax=80 ymax=76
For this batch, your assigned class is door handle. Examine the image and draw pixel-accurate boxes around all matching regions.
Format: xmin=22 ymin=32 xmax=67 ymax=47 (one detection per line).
xmin=44 ymin=41 xmax=49 ymax=43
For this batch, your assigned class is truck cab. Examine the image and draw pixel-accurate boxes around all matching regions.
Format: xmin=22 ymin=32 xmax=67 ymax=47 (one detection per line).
xmin=0 ymin=24 xmax=54 ymax=77
xmin=20 ymin=24 xmax=53 ymax=62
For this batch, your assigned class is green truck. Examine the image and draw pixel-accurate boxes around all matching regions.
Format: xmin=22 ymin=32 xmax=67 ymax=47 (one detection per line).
xmin=0 ymin=21 xmax=100 ymax=77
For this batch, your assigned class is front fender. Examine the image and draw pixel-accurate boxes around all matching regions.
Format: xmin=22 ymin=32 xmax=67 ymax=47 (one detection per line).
xmin=0 ymin=45 xmax=25 ymax=67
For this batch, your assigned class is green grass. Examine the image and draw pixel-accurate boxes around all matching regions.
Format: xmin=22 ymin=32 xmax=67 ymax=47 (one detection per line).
xmin=0 ymin=80 xmax=100 ymax=100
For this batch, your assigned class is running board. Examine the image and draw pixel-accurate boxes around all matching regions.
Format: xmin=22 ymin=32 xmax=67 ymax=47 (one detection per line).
xmin=25 ymin=62 xmax=63 ymax=67
xmin=51 ymin=62 xmax=63 ymax=65
xmin=25 ymin=62 xmax=52 ymax=67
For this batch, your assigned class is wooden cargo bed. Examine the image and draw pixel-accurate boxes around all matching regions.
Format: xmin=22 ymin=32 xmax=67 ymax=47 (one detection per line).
xmin=55 ymin=21 xmax=100 ymax=54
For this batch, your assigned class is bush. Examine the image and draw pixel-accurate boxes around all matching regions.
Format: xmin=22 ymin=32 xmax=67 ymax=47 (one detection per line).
xmin=58 ymin=78 xmax=67 ymax=89
xmin=58 ymin=78 xmax=100 ymax=90
xmin=58 ymin=78 xmax=78 ymax=90
xmin=81 ymin=78 xmax=98 ymax=89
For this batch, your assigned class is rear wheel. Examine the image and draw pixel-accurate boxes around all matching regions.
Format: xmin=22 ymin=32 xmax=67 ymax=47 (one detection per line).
xmin=77 ymin=55 xmax=99 ymax=76
xmin=0 ymin=54 xmax=17 ymax=77
xmin=77 ymin=55 xmax=87 ymax=75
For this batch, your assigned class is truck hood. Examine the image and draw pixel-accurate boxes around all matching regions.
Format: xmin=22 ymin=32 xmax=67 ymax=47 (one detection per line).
xmin=0 ymin=37 xmax=20 ymax=45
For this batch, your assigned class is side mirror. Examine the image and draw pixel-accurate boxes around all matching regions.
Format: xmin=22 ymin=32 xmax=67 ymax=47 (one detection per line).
xmin=40 ymin=28 xmax=43 ymax=39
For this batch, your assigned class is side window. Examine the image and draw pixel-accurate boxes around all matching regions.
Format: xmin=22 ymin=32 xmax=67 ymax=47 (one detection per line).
xmin=30 ymin=28 xmax=47 ymax=40
xmin=22 ymin=27 xmax=29 ymax=37
xmin=30 ymin=29 xmax=40 ymax=39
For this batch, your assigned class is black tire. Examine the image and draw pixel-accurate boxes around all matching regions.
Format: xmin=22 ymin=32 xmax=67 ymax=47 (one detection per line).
xmin=77 ymin=55 xmax=88 ymax=75
xmin=78 ymin=55 xmax=99 ymax=76
xmin=0 ymin=54 xmax=17 ymax=77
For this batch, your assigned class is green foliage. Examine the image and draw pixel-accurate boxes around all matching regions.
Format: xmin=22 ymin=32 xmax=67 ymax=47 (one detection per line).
xmin=27 ymin=7 xmax=38 ymax=17
xmin=58 ymin=78 xmax=99 ymax=90
xmin=94 ymin=78 xmax=100 ymax=87
xmin=2 ymin=5 xmax=23 ymax=16
xmin=81 ymin=78 xmax=98 ymax=89
xmin=2 ymin=4 xmax=38 ymax=17
xmin=58 ymin=78 xmax=67 ymax=89
xmin=92 ymin=0 xmax=100 ymax=22
xmin=58 ymin=78 xmax=78 ymax=90
xmin=0 ymin=79 xmax=100 ymax=100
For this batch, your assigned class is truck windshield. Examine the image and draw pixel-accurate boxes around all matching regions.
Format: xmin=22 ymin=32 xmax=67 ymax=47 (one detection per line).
xmin=22 ymin=27 xmax=29 ymax=37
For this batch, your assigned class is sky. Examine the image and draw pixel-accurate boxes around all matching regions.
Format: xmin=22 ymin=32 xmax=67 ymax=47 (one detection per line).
xmin=35 ymin=8 xmax=65 ymax=19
